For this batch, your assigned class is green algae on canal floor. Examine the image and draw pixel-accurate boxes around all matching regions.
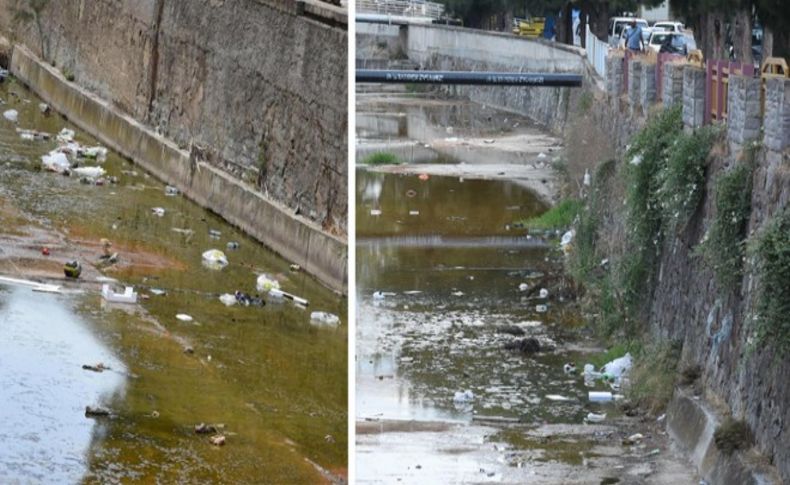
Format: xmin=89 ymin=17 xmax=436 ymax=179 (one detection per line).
xmin=0 ymin=77 xmax=347 ymax=482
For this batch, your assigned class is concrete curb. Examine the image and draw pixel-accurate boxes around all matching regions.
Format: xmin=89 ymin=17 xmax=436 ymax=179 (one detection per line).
xmin=10 ymin=44 xmax=347 ymax=293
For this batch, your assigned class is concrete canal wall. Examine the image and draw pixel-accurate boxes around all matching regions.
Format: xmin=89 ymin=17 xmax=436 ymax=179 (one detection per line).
xmin=0 ymin=0 xmax=348 ymax=292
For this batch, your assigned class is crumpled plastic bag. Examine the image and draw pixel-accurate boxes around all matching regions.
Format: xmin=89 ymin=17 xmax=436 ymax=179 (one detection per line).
xmin=202 ymin=249 xmax=228 ymax=270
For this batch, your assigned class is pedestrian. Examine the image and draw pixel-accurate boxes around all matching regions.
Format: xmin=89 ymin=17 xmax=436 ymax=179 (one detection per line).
xmin=625 ymin=20 xmax=644 ymax=52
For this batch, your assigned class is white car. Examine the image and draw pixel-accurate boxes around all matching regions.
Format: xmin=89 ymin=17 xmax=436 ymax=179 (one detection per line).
xmin=647 ymin=31 xmax=697 ymax=55
xmin=652 ymin=21 xmax=684 ymax=33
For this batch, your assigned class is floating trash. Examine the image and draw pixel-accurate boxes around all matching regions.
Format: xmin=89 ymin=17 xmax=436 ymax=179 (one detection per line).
xmin=202 ymin=249 xmax=228 ymax=270
xmin=151 ymin=207 xmax=165 ymax=217
xmin=256 ymin=274 xmax=280 ymax=293
xmin=219 ymin=293 xmax=237 ymax=306
xmin=164 ymin=185 xmax=179 ymax=196
xmin=3 ymin=109 xmax=18 ymax=122
xmin=310 ymin=311 xmax=340 ymax=328
xmin=176 ymin=313 xmax=193 ymax=322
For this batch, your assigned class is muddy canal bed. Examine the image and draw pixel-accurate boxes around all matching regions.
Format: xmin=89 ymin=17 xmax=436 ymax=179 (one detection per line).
xmin=355 ymin=94 xmax=698 ymax=484
xmin=0 ymin=78 xmax=347 ymax=483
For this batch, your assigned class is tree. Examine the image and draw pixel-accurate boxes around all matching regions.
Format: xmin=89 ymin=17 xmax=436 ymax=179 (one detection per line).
xmin=12 ymin=0 xmax=51 ymax=61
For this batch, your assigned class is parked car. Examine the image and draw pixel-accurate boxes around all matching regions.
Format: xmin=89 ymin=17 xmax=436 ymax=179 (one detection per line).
xmin=648 ymin=31 xmax=697 ymax=55
xmin=608 ymin=16 xmax=648 ymax=46
xmin=652 ymin=21 xmax=684 ymax=33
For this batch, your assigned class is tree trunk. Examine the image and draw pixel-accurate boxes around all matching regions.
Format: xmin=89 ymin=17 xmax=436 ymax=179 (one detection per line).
xmin=732 ymin=9 xmax=752 ymax=64
xmin=762 ymin=25 xmax=773 ymax=59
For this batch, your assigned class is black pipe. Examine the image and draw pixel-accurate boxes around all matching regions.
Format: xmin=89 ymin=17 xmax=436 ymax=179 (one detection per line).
xmin=356 ymin=69 xmax=583 ymax=86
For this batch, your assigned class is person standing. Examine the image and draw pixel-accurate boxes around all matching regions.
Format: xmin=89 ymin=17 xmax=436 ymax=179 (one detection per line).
xmin=625 ymin=20 xmax=644 ymax=52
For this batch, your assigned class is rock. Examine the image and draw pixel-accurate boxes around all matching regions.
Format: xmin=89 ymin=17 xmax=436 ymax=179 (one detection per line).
xmin=82 ymin=363 xmax=110 ymax=372
xmin=85 ymin=406 xmax=111 ymax=417
xmin=497 ymin=325 xmax=525 ymax=336
xmin=195 ymin=423 xmax=218 ymax=434
xmin=504 ymin=337 xmax=541 ymax=354
xmin=210 ymin=435 xmax=226 ymax=446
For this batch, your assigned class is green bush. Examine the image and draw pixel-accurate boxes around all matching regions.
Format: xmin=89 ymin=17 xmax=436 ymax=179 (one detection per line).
xmin=700 ymin=160 xmax=754 ymax=290
xmin=519 ymin=199 xmax=582 ymax=231
xmin=622 ymin=107 xmax=683 ymax=312
xmin=753 ymin=207 xmax=790 ymax=356
xmin=628 ymin=341 xmax=681 ymax=414
xmin=362 ymin=152 xmax=400 ymax=166
xmin=657 ymin=126 xmax=718 ymax=228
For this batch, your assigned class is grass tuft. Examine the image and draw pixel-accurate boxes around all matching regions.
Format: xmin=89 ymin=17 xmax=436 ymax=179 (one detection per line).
xmin=519 ymin=199 xmax=582 ymax=231
xmin=362 ymin=152 xmax=400 ymax=166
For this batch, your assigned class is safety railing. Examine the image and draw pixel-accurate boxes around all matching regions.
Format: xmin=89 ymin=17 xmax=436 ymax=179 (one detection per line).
xmin=356 ymin=0 xmax=444 ymax=19
xmin=585 ymin=23 xmax=609 ymax=80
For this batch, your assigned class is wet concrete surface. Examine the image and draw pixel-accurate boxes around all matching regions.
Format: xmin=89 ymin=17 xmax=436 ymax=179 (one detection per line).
xmin=355 ymin=90 xmax=699 ymax=484
xmin=0 ymin=77 xmax=347 ymax=483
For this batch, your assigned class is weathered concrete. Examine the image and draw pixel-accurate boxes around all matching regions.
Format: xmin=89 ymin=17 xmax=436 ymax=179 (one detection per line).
xmin=728 ymin=75 xmax=762 ymax=145
xmin=763 ymin=78 xmax=790 ymax=152
xmin=683 ymin=66 xmax=706 ymax=129
xmin=667 ymin=389 xmax=781 ymax=485
xmin=662 ymin=62 xmax=685 ymax=106
xmin=10 ymin=45 xmax=347 ymax=292
xmin=0 ymin=0 xmax=348 ymax=236
xmin=606 ymin=54 xmax=625 ymax=100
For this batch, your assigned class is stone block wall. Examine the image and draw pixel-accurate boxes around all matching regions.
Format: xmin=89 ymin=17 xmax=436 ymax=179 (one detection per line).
xmin=628 ymin=59 xmax=642 ymax=109
xmin=727 ymin=75 xmax=762 ymax=145
xmin=682 ymin=67 xmax=706 ymax=129
xmin=640 ymin=61 xmax=657 ymax=109
xmin=764 ymin=78 xmax=790 ymax=151
xmin=662 ymin=62 xmax=684 ymax=106
xmin=607 ymin=54 xmax=624 ymax=99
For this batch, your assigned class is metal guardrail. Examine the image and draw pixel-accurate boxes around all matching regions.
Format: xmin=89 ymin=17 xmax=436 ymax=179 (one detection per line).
xmin=357 ymin=69 xmax=583 ymax=86
xmin=585 ymin=23 xmax=609 ymax=80
xmin=356 ymin=0 xmax=444 ymax=20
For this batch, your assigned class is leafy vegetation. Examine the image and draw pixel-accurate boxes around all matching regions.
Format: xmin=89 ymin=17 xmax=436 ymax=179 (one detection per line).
xmin=518 ymin=199 xmax=581 ymax=231
xmin=362 ymin=152 xmax=400 ymax=166
xmin=628 ymin=341 xmax=681 ymax=415
xmin=699 ymin=157 xmax=754 ymax=290
xmin=753 ymin=207 xmax=790 ymax=356
xmin=656 ymin=125 xmax=718 ymax=229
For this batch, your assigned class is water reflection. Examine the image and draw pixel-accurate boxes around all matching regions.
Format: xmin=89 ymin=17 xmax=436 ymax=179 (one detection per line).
xmin=0 ymin=285 xmax=125 ymax=483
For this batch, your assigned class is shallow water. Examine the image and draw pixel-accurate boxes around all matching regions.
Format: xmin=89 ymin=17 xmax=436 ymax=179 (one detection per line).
xmin=0 ymin=78 xmax=346 ymax=482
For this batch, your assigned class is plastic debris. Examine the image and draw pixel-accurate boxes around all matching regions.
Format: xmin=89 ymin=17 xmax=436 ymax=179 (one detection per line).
xmin=409 ymin=210 xmax=419 ymax=216
xmin=72 ymin=166 xmax=106 ymax=178
xmin=545 ymin=394 xmax=572 ymax=401
xmin=518 ymin=283 xmax=528 ymax=291
xmin=560 ymin=230 xmax=575 ymax=251
xmin=310 ymin=311 xmax=341 ymax=327
xmin=601 ymin=353 xmax=633 ymax=379
xmin=256 ymin=274 xmax=280 ymax=293
xmin=195 ymin=423 xmax=217 ymax=434
xmin=370 ymin=209 xmax=382 ymax=216
xmin=39 ymin=103 xmax=51 ymax=114
xmin=41 ymin=247 xmax=50 ymax=256
xmin=234 ymin=291 xmax=264 ymax=307
xmin=269 ymin=288 xmax=309 ymax=306
xmin=585 ymin=412 xmax=606 ymax=423
xmin=176 ymin=313 xmax=193 ymax=322
xmin=226 ymin=241 xmax=240 ymax=250
xmin=563 ymin=363 xmax=577 ymax=374
xmin=453 ymin=390 xmax=475 ymax=403
xmin=64 ymin=260 xmax=82 ymax=278
xmin=289 ymin=264 xmax=300 ymax=272
xmin=101 ymin=284 xmax=138 ymax=304
xmin=150 ymin=288 xmax=166 ymax=296
xmin=202 ymin=249 xmax=228 ymax=270
xmin=219 ymin=293 xmax=237 ymax=306
xmin=208 ymin=229 xmax=221 ymax=239
xmin=539 ymin=288 xmax=549 ymax=298
xmin=41 ymin=151 xmax=71 ymax=173
xmin=151 ymin=207 xmax=165 ymax=217
xmin=3 ymin=109 xmax=18 ymax=122
xmin=164 ymin=185 xmax=179 ymax=196
xmin=57 ymin=128 xmax=75 ymax=143
xmin=537 ymin=152 xmax=547 ymax=160
xmin=583 ymin=169 xmax=591 ymax=186
xmin=588 ymin=391 xmax=624 ymax=402
xmin=630 ymin=154 xmax=642 ymax=166
xmin=418 ymin=173 xmax=430 ymax=181
xmin=535 ymin=304 xmax=548 ymax=313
